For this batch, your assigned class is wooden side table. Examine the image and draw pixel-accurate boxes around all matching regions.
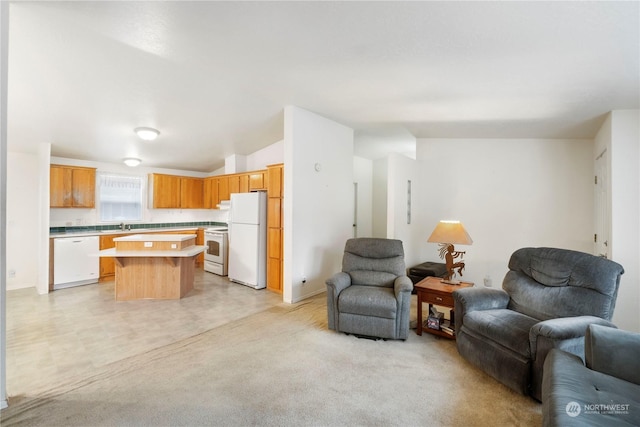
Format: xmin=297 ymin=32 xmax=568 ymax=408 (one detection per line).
xmin=415 ymin=276 xmax=474 ymax=339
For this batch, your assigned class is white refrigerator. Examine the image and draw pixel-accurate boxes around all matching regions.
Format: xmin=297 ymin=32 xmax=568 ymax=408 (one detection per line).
xmin=228 ymin=191 xmax=267 ymax=289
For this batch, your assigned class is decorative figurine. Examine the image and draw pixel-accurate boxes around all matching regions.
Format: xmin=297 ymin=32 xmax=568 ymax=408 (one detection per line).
xmin=438 ymin=243 xmax=466 ymax=282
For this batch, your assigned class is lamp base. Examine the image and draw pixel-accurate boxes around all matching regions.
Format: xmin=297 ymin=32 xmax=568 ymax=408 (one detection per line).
xmin=440 ymin=278 xmax=461 ymax=285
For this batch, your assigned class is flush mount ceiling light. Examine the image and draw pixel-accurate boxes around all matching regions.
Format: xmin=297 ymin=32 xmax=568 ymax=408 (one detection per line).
xmin=123 ymin=158 xmax=142 ymax=167
xmin=134 ymin=127 xmax=160 ymax=141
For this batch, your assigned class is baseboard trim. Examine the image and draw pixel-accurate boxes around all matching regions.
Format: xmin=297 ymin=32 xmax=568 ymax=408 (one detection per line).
xmin=292 ymin=288 xmax=326 ymax=304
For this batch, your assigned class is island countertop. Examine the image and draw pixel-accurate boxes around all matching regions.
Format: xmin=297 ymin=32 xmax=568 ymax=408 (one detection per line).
xmin=98 ymin=245 xmax=205 ymax=258
xmin=113 ymin=233 xmax=197 ymax=242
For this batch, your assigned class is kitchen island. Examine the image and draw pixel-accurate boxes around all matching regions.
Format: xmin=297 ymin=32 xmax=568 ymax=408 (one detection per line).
xmin=98 ymin=234 xmax=205 ymax=301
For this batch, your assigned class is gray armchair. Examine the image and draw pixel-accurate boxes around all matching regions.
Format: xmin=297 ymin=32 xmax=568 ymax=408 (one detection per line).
xmin=326 ymin=238 xmax=413 ymax=340
xmin=453 ymin=247 xmax=624 ymax=401
xmin=542 ymin=324 xmax=640 ymax=426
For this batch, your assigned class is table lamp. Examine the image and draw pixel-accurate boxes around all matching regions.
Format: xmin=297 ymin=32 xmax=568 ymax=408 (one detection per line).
xmin=427 ymin=220 xmax=473 ymax=284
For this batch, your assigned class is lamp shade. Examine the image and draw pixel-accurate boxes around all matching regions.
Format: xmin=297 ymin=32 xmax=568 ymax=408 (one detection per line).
xmin=427 ymin=220 xmax=473 ymax=245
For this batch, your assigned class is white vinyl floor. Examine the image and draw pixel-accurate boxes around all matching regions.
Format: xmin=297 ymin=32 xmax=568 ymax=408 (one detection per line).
xmin=5 ymin=270 xmax=282 ymax=398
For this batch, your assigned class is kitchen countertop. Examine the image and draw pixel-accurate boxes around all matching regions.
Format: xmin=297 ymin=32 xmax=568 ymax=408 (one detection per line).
xmin=114 ymin=234 xmax=196 ymax=242
xmin=50 ymin=227 xmax=200 ymax=238
xmin=98 ymin=245 xmax=206 ymax=258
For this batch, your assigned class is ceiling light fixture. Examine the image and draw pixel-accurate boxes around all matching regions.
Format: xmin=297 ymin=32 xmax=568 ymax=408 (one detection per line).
xmin=123 ymin=158 xmax=142 ymax=167
xmin=134 ymin=127 xmax=160 ymax=141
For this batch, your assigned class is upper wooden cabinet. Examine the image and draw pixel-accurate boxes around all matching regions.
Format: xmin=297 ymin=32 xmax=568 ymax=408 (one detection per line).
xmin=203 ymin=177 xmax=219 ymax=209
xmin=151 ymin=174 xmax=181 ymax=208
xmin=180 ymin=177 xmax=204 ymax=208
xmin=249 ymin=172 xmax=265 ymax=191
xmin=267 ymin=165 xmax=283 ymax=198
xmin=50 ymin=165 xmax=96 ymax=208
xmin=172 ymin=168 xmax=268 ymax=210
xmin=149 ymin=174 xmax=204 ymax=209
xmin=217 ymin=176 xmax=230 ymax=202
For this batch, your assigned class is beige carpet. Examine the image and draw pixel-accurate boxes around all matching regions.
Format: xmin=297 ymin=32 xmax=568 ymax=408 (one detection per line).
xmin=1 ymin=294 xmax=541 ymax=426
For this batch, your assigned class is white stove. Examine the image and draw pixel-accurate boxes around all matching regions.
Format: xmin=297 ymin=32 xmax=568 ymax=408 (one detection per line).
xmin=204 ymin=227 xmax=229 ymax=275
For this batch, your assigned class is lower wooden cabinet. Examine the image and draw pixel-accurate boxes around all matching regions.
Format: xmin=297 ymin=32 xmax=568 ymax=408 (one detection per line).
xmin=99 ymin=234 xmax=124 ymax=281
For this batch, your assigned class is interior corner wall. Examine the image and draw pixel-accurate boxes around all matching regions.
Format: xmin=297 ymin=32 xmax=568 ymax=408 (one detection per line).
xmin=6 ymin=152 xmax=40 ymax=291
xmin=416 ymin=138 xmax=594 ymax=289
xmin=37 ymin=144 xmax=51 ymax=294
xmin=372 ymin=158 xmax=387 ymax=238
xmin=608 ymin=110 xmax=640 ymax=332
xmin=385 ymin=153 xmax=421 ymax=268
xmin=1 ymin=0 xmax=8 ymax=409
xmin=353 ymin=156 xmax=373 ymax=238
xmin=283 ymin=106 xmax=354 ymax=304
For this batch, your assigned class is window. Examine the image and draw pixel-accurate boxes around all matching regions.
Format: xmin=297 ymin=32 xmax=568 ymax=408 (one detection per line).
xmin=98 ymin=173 xmax=143 ymax=222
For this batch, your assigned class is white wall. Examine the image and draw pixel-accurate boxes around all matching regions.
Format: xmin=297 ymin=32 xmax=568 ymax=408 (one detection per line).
xmin=372 ymin=157 xmax=388 ymax=238
xmin=353 ymin=156 xmax=373 ymax=238
xmin=283 ymin=106 xmax=354 ymax=303
xmin=6 ymin=152 xmax=40 ymax=290
xmin=385 ymin=153 xmax=422 ymax=268
xmin=246 ymin=140 xmax=284 ymax=171
xmin=414 ymin=138 xmax=594 ymax=288
xmin=0 ymin=0 xmax=8 ymax=409
xmin=596 ymin=110 xmax=640 ymax=332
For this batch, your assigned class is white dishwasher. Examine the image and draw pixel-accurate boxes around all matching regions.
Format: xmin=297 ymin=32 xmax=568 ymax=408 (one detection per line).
xmin=54 ymin=235 xmax=100 ymax=290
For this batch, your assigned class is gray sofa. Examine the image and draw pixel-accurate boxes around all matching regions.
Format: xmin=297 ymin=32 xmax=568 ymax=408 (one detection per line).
xmin=326 ymin=238 xmax=413 ymax=340
xmin=453 ymin=247 xmax=624 ymax=401
xmin=542 ymin=324 xmax=640 ymax=426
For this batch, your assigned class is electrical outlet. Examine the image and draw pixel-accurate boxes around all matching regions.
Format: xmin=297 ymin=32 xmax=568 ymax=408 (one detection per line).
xmin=483 ymin=275 xmax=492 ymax=287
xmin=8 ymin=269 xmax=16 ymax=278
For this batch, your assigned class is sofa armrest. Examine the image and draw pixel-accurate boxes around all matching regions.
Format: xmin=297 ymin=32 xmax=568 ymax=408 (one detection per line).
xmin=529 ymin=316 xmax=616 ymax=355
xmin=453 ymin=287 xmax=510 ymax=313
xmin=452 ymin=287 xmax=509 ymax=336
xmin=325 ymin=272 xmax=351 ymax=331
xmin=586 ymin=324 xmax=640 ymax=386
xmin=393 ymin=275 xmax=413 ymax=298
xmin=528 ymin=316 xmax=616 ymax=400
xmin=326 ymin=272 xmax=352 ymax=295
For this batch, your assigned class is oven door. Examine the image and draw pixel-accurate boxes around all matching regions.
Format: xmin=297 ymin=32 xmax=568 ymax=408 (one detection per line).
xmin=205 ymin=232 xmax=225 ymax=264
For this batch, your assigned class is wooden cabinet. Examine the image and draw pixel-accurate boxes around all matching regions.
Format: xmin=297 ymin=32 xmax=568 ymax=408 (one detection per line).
xmin=180 ymin=177 xmax=204 ymax=208
xmin=151 ymin=174 xmax=181 ymax=208
xmin=204 ymin=177 xmax=219 ymax=209
xmin=218 ymin=176 xmax=230 ymax=202
xmin=249 ymin=172 xmax=265 ymax=191
xmin=228 ymin=175 xmax=240 ymax=195
xmin=50 ymin=165 xmax=96 ymax=208
xmin=99 ymin=233 xmax=125 ymax=281
xmin=185 ymin=170 xmax=268 ymax=209
xmin=239 ymin=174 xmax=250 ymax=193
xmin=266 ymin=164 xmax=284 ymax=294
xmin=150 ymin=174 xmax=204 ymax=209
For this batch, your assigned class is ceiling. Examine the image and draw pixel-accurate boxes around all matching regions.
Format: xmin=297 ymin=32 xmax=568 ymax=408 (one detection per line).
xmin=7 ymin=1 xmax=639 ymax=172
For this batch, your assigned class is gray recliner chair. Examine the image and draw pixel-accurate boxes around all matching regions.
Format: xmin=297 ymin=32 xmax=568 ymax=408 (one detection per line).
xmin=453 ymin=247 xmax=624 ymax=401
xmin=542 ymin=324 xmax=640 ymax=426
xmin=326 ymin=238 xmax=413 ymax=340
